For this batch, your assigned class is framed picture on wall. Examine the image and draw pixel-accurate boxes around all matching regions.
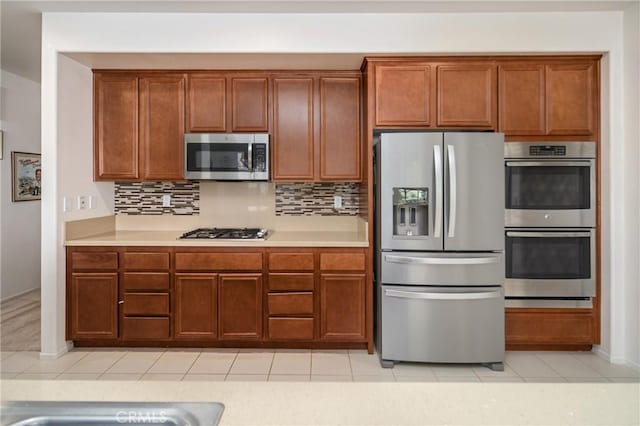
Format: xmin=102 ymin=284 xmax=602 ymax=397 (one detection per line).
xmin=11 ymin=151 xmax=42 ymax=202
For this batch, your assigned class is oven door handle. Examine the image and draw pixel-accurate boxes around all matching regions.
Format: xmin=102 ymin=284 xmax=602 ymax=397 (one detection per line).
xmin=506 ymin=231 xmax=592 ymax=238
xmin=505 ymin=161 xmax=592 ymax=167
xmin=385 ymin=289 xmax=502 ymax=300
xmin=385 ymin=255 xmax=500 ymax=265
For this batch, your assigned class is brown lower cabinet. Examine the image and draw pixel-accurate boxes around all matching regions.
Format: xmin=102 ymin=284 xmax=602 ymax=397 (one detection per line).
xmin=174 ymin=274 xmax=218 ymax=340
xmin=69 ymin=273 xmax=118 ymax=340
xmin=67 ymin=246 xmax=371 ymax=350
xmin=218 ymin=274 xmax=262 ymax=340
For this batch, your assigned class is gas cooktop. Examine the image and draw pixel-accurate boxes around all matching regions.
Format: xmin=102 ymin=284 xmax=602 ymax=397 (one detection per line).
xmin=179 ymin=228 xmax=268 ymax=240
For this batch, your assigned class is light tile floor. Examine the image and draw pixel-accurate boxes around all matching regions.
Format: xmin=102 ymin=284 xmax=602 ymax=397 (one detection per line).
xmin=1 ymin=348 xmax=639 ymax=383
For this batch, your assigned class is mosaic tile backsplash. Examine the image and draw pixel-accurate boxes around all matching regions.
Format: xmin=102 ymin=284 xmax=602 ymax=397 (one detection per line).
xmin=275 ymin=183 xmax=360 ymax=216
xmin=115 ymin=182 xmax=200 ymax=215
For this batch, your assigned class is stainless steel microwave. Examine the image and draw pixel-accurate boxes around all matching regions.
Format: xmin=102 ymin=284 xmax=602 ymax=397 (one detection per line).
xmin=184 ymin=133 xmax=269 ymax=181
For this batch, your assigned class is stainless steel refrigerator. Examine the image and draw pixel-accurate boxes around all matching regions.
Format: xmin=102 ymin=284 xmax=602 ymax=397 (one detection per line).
xmin=374 ymin=132 xmax=505 ymax=370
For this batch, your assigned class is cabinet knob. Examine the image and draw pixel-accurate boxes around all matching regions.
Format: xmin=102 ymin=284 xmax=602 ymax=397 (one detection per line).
xmin=118 ymin=300 xmax=124 ymax=305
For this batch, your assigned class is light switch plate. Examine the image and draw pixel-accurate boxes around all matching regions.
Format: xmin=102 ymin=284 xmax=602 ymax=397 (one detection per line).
xmin=88 ymin=195 xmax=96 ymax=209
xmin=63 ymin=197 xmax=72 ymax=212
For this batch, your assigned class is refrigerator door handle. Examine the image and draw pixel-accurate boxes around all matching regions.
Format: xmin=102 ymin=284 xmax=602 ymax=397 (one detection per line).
xmin=447 ymin=144 xmax=457 ymax=238
xmin=385 ymin=289 xmax=502 ymax=300
xmin=385 ymin=255 xmax=500 ymax=265
xmin=433 ymin=144 xmax=443 ymax=238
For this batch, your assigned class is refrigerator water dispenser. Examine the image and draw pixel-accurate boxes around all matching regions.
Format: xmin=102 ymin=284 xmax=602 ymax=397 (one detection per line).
xmin=393 ymin=188 xmax=429 ymax=237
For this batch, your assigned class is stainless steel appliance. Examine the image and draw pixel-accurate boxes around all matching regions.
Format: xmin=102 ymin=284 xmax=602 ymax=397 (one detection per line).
xmin=505 ymin=142 xmax=595 ymax=227
xmin=179 ymin=228 xmax=268 ymax=240
xmin=375 ymin=132 xmax=505 ymax=371
xmin=504 ymin=141 xmax=596 ymax=308
xmin=505 ymin=228 xmax=595 ymax=308
xmin=184 ymin=133 xmax=269 ymax=181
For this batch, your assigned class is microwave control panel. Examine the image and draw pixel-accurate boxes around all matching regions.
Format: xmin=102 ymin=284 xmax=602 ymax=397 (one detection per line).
xmin=253 ymin=144 xmax=267 ymax=172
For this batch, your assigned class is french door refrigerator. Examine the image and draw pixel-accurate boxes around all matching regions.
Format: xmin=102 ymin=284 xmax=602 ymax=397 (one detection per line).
xmin=374 ymin=132 xmax=505 ymax=370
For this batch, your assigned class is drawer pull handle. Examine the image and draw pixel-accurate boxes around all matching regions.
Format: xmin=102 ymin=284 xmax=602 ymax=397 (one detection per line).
xmin=385 ymin=255 xmax=499 ymax=265
xmin=385 ymin=289 xmax=501 ymax=300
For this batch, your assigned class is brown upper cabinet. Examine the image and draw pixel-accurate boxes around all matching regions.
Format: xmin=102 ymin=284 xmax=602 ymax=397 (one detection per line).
xmin=139 ymin=75 xmax=186 ymax=181
xmin=94 ymin=74 xmax=139 ymax=180
xmin=187 ymin=75 xmax=226 ymax=132
xmin=375 ymin=65 xmax=431 ymax=126
xmin=94 ymin=72 xmax=186 ymax=181
xmin=498 ymin=59 xmax=597 ymax=137
xmin=436 ymin=63 xmax=496 ymax=128
xmin=186 ymin=75 xmax=269 ymax=132
xmin=272 ymin=73 xmax=362 ymax=182
xmin=373 ymin=61 xmax=496 ymax=129
xmin=272 ymin=77 xmax=315 ymax=181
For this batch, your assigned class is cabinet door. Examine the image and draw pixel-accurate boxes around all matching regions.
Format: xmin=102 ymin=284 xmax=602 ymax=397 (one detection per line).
xmin=94 ymin=74 xmax=139 ymax=180
xmin=218 ymin=274 xmax=262 ymax=340
xmin=187 ymin=75 xmax=226 ymax=132
xmin=70 ymin=273 xmax=118 ymax=339
xmin=139 ymin=75 xmax=186 ymax=180
xmin=174 ymin=274 xmax=217 ymax=340
xmin=319 ymin=274 xmax=366 ymax=341
xmin=546 ymin=62 xmax=596 ymax=135
xmin=232 ymin=77 xmax=269 ymax=132
xmin=437 ymin=63 xmax=496 ymax=128
xmin=498 ymin=64 xmax=546 ymax=135
xmin=375 ymin=65 xmax=431 ymax=126
xmin=319 ymin=77 xmax=361 ymax=181
xmin=272 ymin=78 xmax=314 ymax=181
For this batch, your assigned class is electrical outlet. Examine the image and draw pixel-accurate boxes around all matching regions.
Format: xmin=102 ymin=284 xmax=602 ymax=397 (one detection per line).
xmin=334 ymin=195 xmax=342 ymax=209
xmin=77 ymin=195 xmax=88 ymax=210
xmin=162 ymin=194 xmax=171 ymax=208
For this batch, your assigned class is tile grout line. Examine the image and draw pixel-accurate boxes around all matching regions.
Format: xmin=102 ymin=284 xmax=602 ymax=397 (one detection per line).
xmin=535 ymin=352 xmax=602 ymax=381
xmin=223 ymin=351 xmax=240 ymax=381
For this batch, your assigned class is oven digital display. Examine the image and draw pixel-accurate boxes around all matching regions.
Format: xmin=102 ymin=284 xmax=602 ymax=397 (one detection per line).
xmin=529 ymin=145 xmax=567 ymax=156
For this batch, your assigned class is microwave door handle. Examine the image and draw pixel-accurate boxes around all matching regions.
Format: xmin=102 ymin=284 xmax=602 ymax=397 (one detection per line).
xmin=247 ymin=143 xmax=253 ymax=171
xmin=433 ymin=145 xmax=443 ymax=238
xmin=505 ymin=161 xmax=592 ymax=167
xmin=447 ymin=144 xmax=457 ymax=239
xmin=506 ymin=231 xmax=592 ymax=238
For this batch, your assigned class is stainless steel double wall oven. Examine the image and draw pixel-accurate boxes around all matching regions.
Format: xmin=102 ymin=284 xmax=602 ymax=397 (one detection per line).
xmin=504 ymin=142 xmax=596 ymax=308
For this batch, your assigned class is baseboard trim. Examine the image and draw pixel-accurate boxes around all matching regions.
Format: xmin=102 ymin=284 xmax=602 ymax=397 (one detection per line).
xmin=39 ymin=341 xmax=73 ymax=360
xmin=1 ymin=287 xmax=40 ymax=304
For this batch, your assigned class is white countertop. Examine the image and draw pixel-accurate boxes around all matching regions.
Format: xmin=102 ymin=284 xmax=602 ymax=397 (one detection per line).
xmin=2 ymin=380 xmax=638 ymax=425
xmin=65 ymin=229 xmax=368 ymax=247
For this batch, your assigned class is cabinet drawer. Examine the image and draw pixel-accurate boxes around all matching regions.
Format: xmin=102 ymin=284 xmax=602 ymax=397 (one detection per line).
xmin=268 ymin=253 xmax=314 ymax=271
xmin=122 ymin=252 xmax=170 ymax=270
xmin=175 ymin=252 xmax=263 ymax=271
xmin=268 ymin=292 xmax=314 ymax=315
xmin=71 ymin=252 xmax=118 ymax=270
xmin=268 ymin=273 xmax=314 ymax=291
xmin=122 ymin=293 xmax=169 ymax=316
xmin=268 ymin=317 xmax=314 ymax=340
xmin=122 ymin=317 xmax=170 ymax=340
xmin=319 ymin=252 xmax=365 ymax=271
xmin=122 ymin=273 xmax=170 ymax=291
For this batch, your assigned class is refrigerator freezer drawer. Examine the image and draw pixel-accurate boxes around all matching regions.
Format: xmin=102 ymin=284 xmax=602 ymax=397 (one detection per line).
xmin=380 ymin=285 xmax=504 ymax=364
xmin=381 ymin=252 xmax=504 ymax=286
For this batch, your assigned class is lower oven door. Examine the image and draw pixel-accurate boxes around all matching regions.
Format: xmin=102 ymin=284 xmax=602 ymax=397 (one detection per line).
xmin=505 ymin=229 xmax=595 ymax=301
xmin=380 ymin=285 xmax=504 ymax=364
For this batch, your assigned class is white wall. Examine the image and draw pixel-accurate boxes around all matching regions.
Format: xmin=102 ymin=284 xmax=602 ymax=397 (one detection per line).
xmin=622 ymin=1 xmax=640 ymax=368
xmin=40 ymin=10 xmax=639 ymax=365
xmin=39 ymin=54 xmax=114 ymax=357
xmin=0 ymin=70 xmax=41 ymax=301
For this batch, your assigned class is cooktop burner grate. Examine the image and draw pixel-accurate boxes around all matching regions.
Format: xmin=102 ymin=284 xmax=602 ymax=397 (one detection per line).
xmin=179 ymin=227 xmax=268 ymax=240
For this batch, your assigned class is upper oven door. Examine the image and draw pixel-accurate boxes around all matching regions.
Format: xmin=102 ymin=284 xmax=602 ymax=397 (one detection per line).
xmin=505 ymin=159 xmax=595 ymax=227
